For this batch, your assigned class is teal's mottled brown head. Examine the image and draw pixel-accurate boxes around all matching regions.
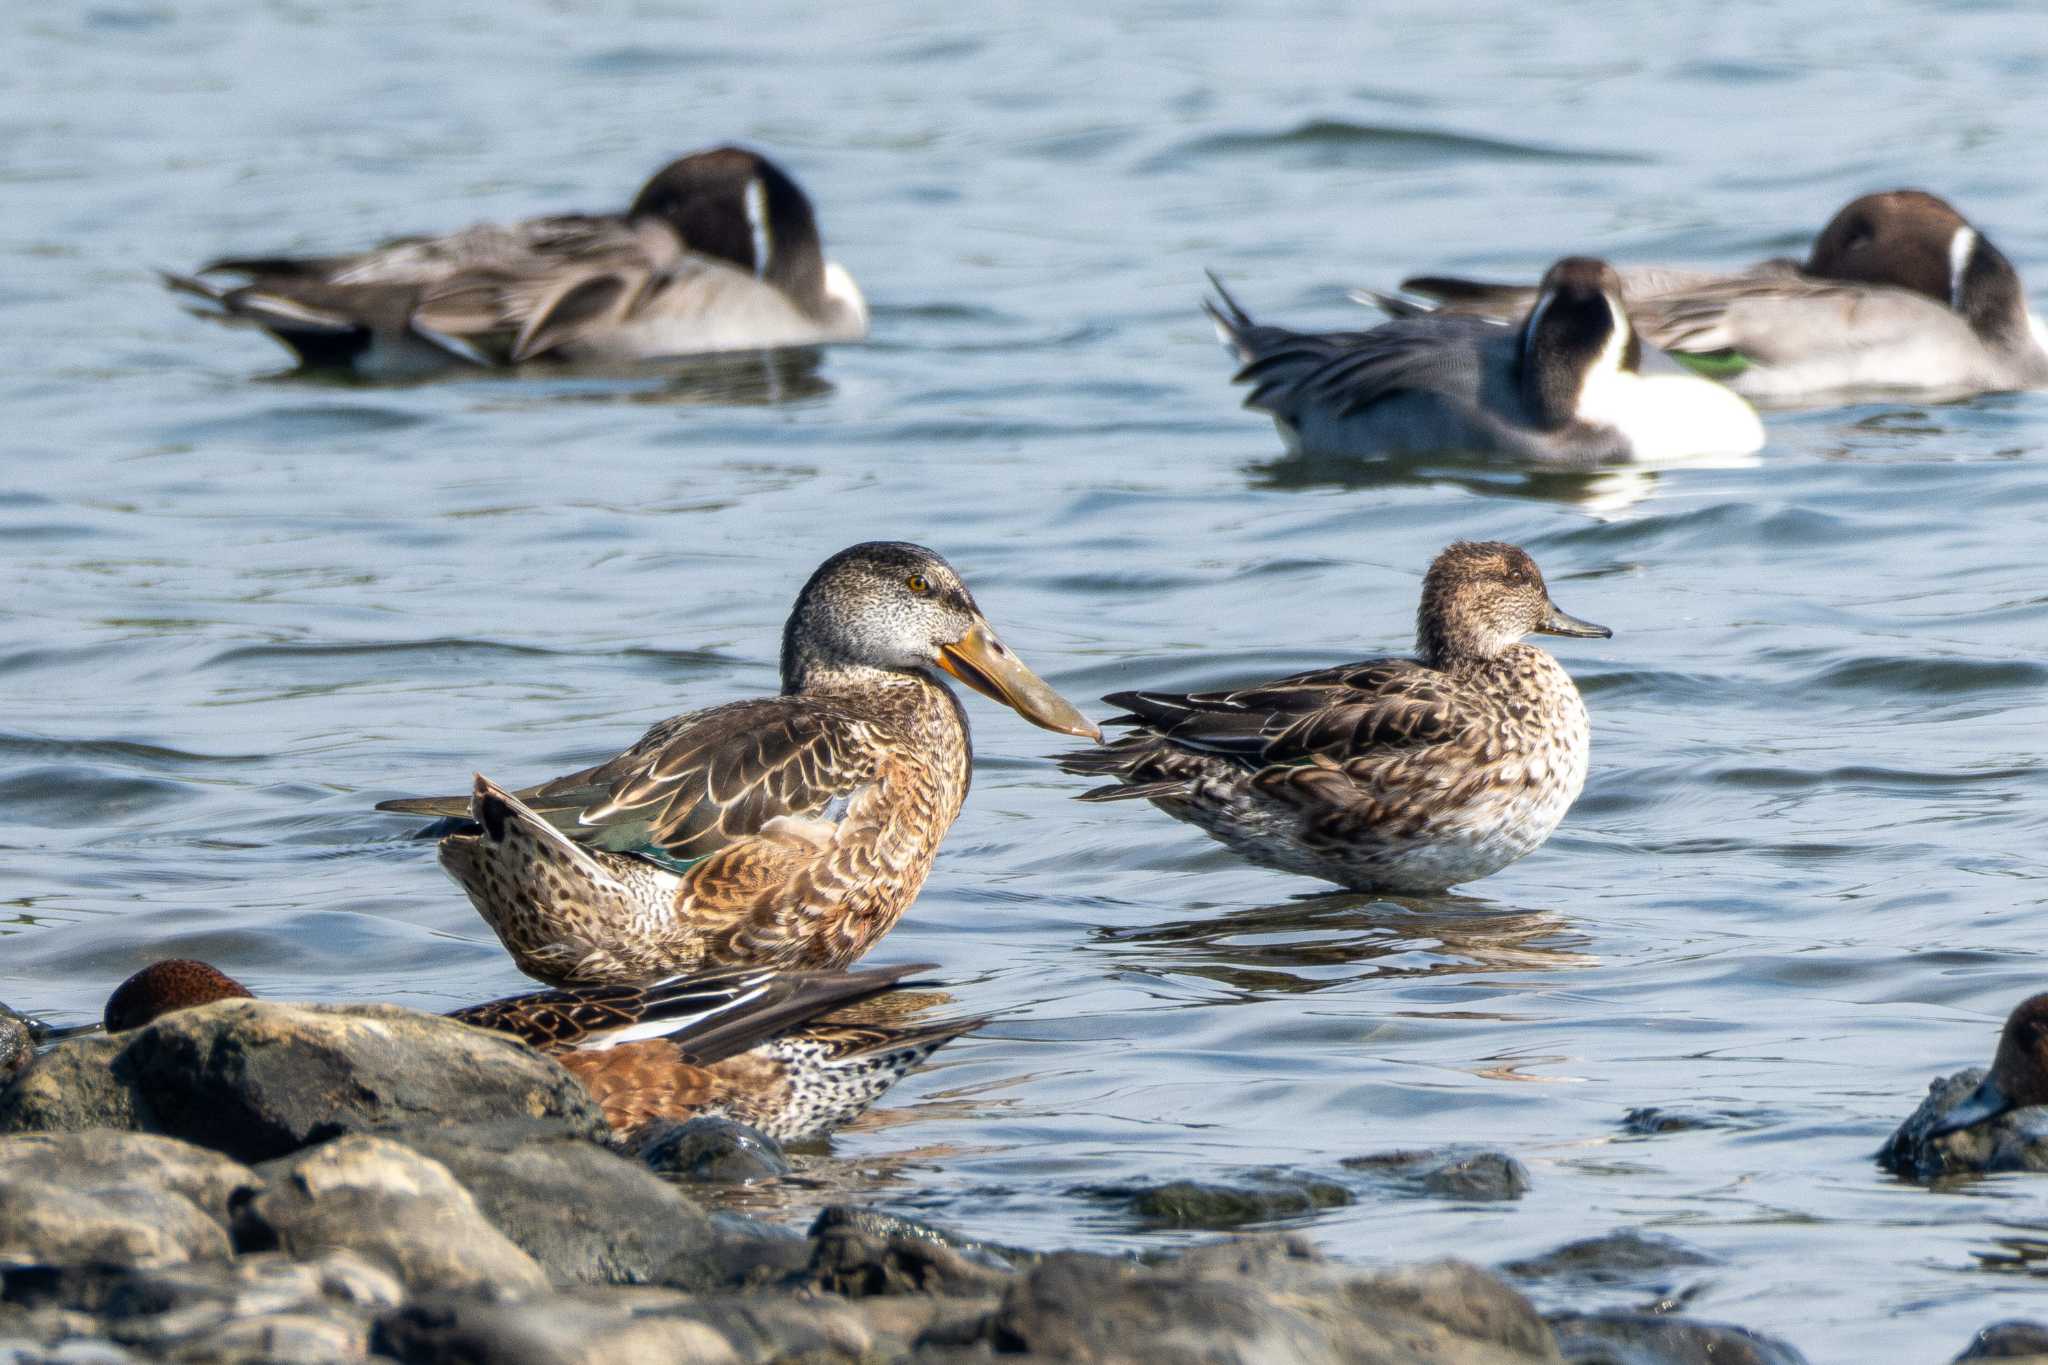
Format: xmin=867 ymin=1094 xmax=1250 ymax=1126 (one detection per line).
xmin=103 ymin=959 xmax=253 ymax=1033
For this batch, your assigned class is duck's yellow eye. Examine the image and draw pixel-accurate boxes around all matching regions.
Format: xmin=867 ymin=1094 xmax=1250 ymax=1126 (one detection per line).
xmin=906 ymin=574 xmax=929 ymax=594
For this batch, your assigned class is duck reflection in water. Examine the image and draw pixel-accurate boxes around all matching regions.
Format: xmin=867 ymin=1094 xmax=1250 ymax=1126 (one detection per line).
xmin=1089 ymin=889 xmax=1595 ymax=997
xmin=1246 ymin=442 xmax=1756 ymax=519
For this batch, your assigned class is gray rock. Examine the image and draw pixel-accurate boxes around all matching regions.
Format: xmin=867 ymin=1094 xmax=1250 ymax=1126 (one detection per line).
xmin=1879 ymin=1068 xmax=2048 ymax=1181
xmin=1074 ymin=1175 xmax=1353 ymax=1229
xmin=632 ymin=1116 xmax=790 ymax=1183
xmin=1343 ymin=1147 xmax=1532 ymax=1201
xmin=0 ymin=1132 xmax=258 ymax=1227
xmin=235 ymin=1134 xmax=548 ymax=1297
xmin=370 ymin=1292 xmax=744 ymax=1364
xmin=0 ymin=1035 xmax=135 ymax=1134
xmin=808 ymin=1207 xmax=1014 ymax=1299
xmin=366 ymin=1120 xmax=719 ymax=1287
xmin=0 ymin=1001 xmax=607 ymax=1163
xmin=654 ymin=1215 xmax=811 ymax=1293
xmin=0 ymin=1181 xmax=229 ymax=1268
xmin=1548 ymin=1312 xmax=1807 ymax=1365
xmin=1954 ymin=1319 xmax=2048 ymax=1359
xmin=806 ymin=1206 xmax=1036 ymax=1271
xmin=1501 ymin=1230 xmax=1717 ymax=1309
xmin=0 ymin=1251 xmax=397 ymax=1362
xmin=963 ymin=1237 xmax=1561 ymax=1364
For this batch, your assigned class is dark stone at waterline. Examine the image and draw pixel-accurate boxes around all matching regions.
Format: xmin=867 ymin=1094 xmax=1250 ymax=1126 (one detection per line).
xmin=966 ymin=1239 xmax=1562 ymax=1363
xmin=806 ymin=1206 xmax=1038 ymax=1272
xmin=0 ymin=1006 xmax=29 ymax=1084
xmin=1502 ymin=1229 xmax=1718 ymax=1304
xmin=1549 ymin=1311 xmax=1808 ymax=1365
xmin=1878 ymin=1067 xmax=2048 ymax=1182
xmin=1954 ymin=1319 xmax=2048 ymax=1359
xmin=0 ymin=1000 xmax=608 ymax=1163
xmin=1074 ymin=1174 xmax=1354 ymax=1229
xmin=808 ymin=1206 xmax=1014 ymax=1299
xmin=633 ymin=1114 xmax=791 ymax=1182
xmin=1343 ymin=1146 xmax=1532 ymax=1201
xmin=360 ymin=1119 xmax=719 ymax=1286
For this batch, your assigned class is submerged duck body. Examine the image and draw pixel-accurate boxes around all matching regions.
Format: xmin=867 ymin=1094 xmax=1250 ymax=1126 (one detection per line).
xmin=102 ymin=958 xmax=978 ymax=1143
xmin=165 ymin=147 xmax=868 ymax=374
xmin=1879 ymin=993 xmax=2048 ymax=1180
xmin=378 ymin=542 xmax=1097 ymax=986
xmin=1385 ymin=190 xmax=2048 ymax=403
xmin=1060 ymin=541 xmax=1607 ymax=893
xmin=1208 ymin=257 xmax=1764 ymax=464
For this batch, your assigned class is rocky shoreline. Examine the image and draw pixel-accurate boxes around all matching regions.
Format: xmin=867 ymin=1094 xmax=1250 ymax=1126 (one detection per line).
xmin=0 ymin=998 xmax=2027 ymax=1364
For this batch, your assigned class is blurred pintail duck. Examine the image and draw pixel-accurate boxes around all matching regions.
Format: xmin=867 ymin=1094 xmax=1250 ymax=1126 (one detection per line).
xmin=377 ymin=542 xmax=1098 ymax=986
xmin=1059 ymin=541 xmax=1607 ymax=893
xmin=163 ymin=146 xmax=869 ymax=375
xmin=1376 ymin=190 xmax=2048 ymax=404
xmin=103 ymin=958 xmax=979 ymax=1143
xmin=1207 ymin=258 xmax=1764 ymax=463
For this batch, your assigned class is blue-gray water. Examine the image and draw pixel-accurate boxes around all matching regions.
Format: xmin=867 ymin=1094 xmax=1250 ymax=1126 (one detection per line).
xmin=8 ymin=2 xmax=2048 ymax=1358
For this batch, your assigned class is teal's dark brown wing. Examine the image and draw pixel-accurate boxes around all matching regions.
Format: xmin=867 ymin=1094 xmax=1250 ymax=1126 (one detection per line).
xmin=378 ymin=696 xmax=885 ymax=870
xmin=449 ymin=962 xmax=935 ymax=1063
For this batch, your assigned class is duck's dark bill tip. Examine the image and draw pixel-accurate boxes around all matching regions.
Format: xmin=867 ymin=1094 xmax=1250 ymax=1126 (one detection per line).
xmin=1539 ymin=606 xmax=1613 ymax=639
xmin=1927 ymin=1077 xmax=2014 ymax=1138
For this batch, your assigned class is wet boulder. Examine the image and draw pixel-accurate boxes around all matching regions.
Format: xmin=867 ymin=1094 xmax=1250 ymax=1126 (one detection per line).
xmin=0 ymin=1005 xmax=29 ymax=1084
xmin=1501 ymin=1229 xmax=1718 ymax=1308
xmin=1548 ymin=1311 xmax=1808 ymax=1365
xmin=0 ymin=1000 xmax=607 ymax=1163
xmin=960 ymin=1236 xmax=1563 ymax=1364
xmin=1343 ymin=1146 xmax=1532 ymax=1201
xmin=1073 ymin=1173 xmax=1354 ymax=1229
xmin=1952 ymin=1319 xmax=2048 ymax=1359
xmin=633 ymin=1115 xmax=791 ymax=1182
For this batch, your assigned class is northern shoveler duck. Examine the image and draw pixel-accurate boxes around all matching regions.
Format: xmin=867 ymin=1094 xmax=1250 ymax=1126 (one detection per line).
xmin=1375 ymin=190 xmax=2048 ymax=404
xmin=1208 ymin=259 xmax=1763 ymax=464
xmin=101 ymin=958 xmax=980 ymax=1143
xmin=1059 ymin=541 xmax=1607 ymax=892
xmin=163 ymin=146 xmax=869 ymax=375
xmin=378 ymin=542 xmax=1099 ymax=985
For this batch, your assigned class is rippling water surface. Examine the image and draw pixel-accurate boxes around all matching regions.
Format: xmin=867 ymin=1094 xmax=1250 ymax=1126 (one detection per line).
xmin=9 ymin=2 xmax=2048 ymax=1357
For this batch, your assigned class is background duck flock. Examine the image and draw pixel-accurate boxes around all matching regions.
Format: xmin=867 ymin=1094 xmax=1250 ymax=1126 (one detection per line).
xmin=7 ymin=3 xmax=2048 ymax=1362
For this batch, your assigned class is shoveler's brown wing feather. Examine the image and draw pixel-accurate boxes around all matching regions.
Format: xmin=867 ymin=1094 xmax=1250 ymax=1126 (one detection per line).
xmin=379 ymin=695 xmax=888 ymax=870
xmin=1104 ymin=658 xmax=1472 ymax=770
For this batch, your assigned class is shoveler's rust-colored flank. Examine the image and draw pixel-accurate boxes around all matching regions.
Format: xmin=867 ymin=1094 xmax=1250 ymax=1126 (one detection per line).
xmin=1060 ymin=540 xmax=1606 ymax=893
xmin=378 ymin=542 xmax=1097 ymax=986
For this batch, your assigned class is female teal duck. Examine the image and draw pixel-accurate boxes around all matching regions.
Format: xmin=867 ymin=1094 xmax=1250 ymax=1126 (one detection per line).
xmin=103 ymin=959 xmax=980 ymax=1144
xmin=1059 ymin=541 xmax=1607 ymax=892
xmin=379 ymin=542 xmax=1098 ymax=985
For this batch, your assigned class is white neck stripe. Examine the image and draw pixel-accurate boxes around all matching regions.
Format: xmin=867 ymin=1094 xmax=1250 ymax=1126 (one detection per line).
xmin=1948 ymin=225 xmax=1978 ymax=311
xmin=744 ymin=177 xmax=772 ymax=281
